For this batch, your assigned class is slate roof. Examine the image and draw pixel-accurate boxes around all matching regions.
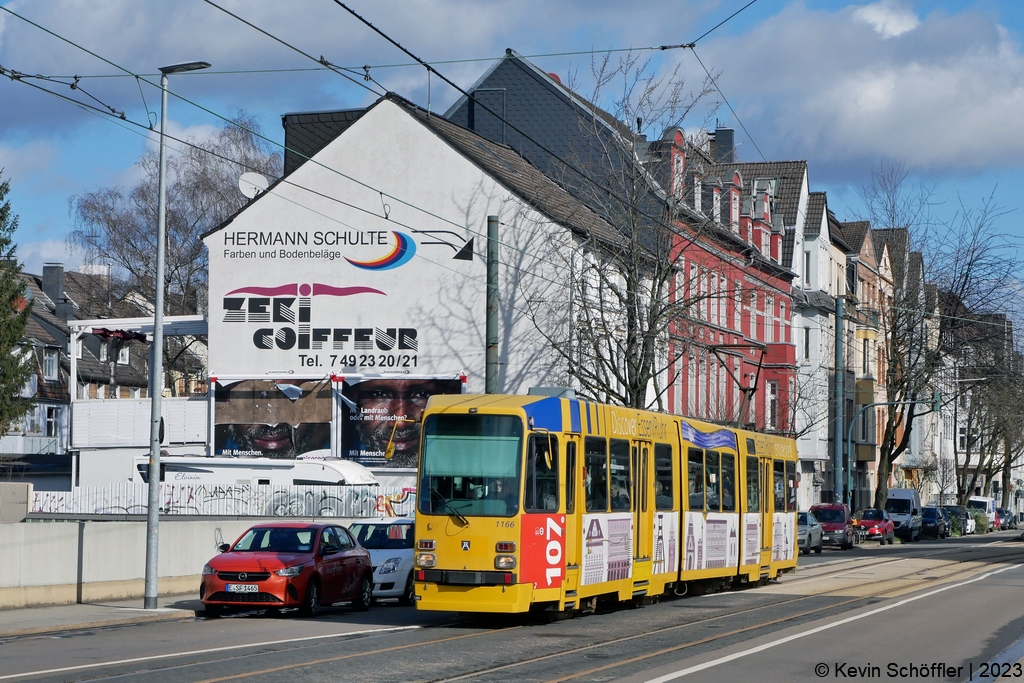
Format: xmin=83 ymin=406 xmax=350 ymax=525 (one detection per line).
xmin=709 ymin=161 xmax=808 ymax=228
xmin=827 ymin=212 xmax=851 ymax=252
xmin=281 ymin=108 xmax=367 ymax=176
xmin=804 ymin=192 xmax=826 ymax=235
xmin=398 ymin=95 xmax=624 ymax=249
xmin=782 ymin=227 xmax=796 ymax=269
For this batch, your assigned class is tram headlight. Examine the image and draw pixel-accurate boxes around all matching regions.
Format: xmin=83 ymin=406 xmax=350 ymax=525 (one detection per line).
xmin=416 ymin=552 xmax=436 ymax=568
xmin=495 ymin=555 xmax=516 ymax=570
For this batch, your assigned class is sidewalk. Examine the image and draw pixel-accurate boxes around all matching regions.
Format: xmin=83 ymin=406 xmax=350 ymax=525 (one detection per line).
xmin=0 ymin=593 xmax=201 ymax=638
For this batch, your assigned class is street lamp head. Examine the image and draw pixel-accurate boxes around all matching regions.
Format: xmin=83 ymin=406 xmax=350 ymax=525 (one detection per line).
xmin=159 ymin=61 xmax=211 ymax=75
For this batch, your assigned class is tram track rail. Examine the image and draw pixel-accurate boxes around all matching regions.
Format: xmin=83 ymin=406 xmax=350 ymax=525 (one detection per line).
xmin=6 ymin=545 xmax=1024 ymax=683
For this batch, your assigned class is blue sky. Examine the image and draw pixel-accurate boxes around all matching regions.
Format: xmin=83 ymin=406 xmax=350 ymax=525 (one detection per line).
xmin=1 ymin=0 xmax=1022 ymax=276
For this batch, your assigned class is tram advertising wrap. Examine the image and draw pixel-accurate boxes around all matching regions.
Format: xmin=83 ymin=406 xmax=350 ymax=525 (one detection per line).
xmin=213 ymin=379 xmax=332 ymax=458
xmin=413 ymin=394 xmax=799 ymax=615
xmin=341 ymin=376 xmax=463 ymax=468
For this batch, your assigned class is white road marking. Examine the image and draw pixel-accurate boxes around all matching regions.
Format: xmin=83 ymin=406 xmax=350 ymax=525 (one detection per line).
xmin=0 ymin=625 xmax=420 ymax=681
xmin=644 ymin=563 xmax=1022 ymax=683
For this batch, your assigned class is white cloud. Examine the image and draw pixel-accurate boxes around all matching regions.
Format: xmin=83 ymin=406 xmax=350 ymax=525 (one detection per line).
xmin=853 ymin=0 xmax=920 ymax=38
xmin=17 ymin=239 xmax=85 ymax=276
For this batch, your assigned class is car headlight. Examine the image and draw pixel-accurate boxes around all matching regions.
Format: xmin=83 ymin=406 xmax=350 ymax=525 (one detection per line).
xmin=202 ymin=564 xmax=216 ymax=576
xmin=274 ymin=565 xmax=305 ymax=577
xmin=378 ymin=557 xmax=402 ymax=574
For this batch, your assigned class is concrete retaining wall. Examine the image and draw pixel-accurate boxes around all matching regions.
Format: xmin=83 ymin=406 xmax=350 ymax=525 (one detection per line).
xmin=0 ymin=518 xmax=360 ymax=609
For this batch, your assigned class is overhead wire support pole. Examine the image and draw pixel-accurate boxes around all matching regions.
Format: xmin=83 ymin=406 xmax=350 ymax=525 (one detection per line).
xmin=486 ymin=216 xmax=499 ymax=394
xmin=833 ymin=295 xmax=845 ymax=504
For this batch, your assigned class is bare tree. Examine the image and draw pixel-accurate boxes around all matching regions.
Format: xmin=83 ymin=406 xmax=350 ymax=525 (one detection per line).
xmin=68 ymin=112 xmax=282 ymax=391
xmin=524 ymin=52 xmax=718 ymax=410
xmin=861 ymin=161 xmax=1019 ymax=510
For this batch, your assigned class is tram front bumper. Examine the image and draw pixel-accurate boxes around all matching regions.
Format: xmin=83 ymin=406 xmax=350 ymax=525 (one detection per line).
xmin=415 ymin=580 xmax=534 ymax=613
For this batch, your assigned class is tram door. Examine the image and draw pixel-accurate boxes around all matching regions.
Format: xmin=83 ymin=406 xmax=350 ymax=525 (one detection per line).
xmin=632 ymin=442 xmax=652 ymax=562
xmin=563 ymin=436 xmax=581 ymax=593
xmin=760 ymin=457 xmax=774 ymax=564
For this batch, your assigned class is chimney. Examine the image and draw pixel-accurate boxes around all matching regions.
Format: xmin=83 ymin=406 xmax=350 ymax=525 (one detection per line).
xmin=709 ymin=126 xmax=735 ymax=164
xmin=41 ymin=263 xmax=73 ymax=321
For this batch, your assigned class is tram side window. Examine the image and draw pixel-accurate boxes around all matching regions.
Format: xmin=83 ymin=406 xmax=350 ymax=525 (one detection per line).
xmin=525 ymin=434 xmax=559 ymax=512
xmin=721 ymin=453 xmax=736 ymax=512
xmin=785 ymin=461 xmax=797 ymax=512
xmin=705 ymin=451 xmax=720 ymax=512
xmin=773 ymin=460 xmax=785 ymax=511
xmin=610 ymin=439 xmax=631 ymax=511
xmin=655 ymin=444 xmax=673 ymax=510
xmin=688 ymin=448 xmax=704 ymax=511
xmin=746 ymin=456 xmax=760 ymax=513
xmin=585 ymin=437 xmax=608 ymax=512
xmin=566 ymin=442 xmax=577 ymax=514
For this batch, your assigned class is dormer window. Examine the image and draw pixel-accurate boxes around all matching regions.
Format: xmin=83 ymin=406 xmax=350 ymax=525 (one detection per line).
xmin=712 ymin=190 xmax=721 ymax=224
xmin=730 ymin=192 xmax=739 ymax=227
xmin=118 ymin=346 xmax=130 ymax=364
xmin=673 ymin=155 xmax=684 ymax=202
xmin=694 ymin=178 xmax=702 ymax=213
xmin=99 ymin=343 xmax=108 ymax=363
xmin=43 ymin=349 xmax=59 ymax=381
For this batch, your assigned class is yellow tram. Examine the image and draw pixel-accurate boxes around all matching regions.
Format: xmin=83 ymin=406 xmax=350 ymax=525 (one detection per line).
xmin=412 ymin=393 xmax=798 ymax=613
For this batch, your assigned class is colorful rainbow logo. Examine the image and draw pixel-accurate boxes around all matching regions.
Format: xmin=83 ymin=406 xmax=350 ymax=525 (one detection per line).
xmin=345 ymin=231 xmax=416 ymax=271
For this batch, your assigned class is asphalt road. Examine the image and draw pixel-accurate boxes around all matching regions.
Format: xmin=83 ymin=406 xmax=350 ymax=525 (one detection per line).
xmin=3 ymin=530 xmax=1023 ymax=683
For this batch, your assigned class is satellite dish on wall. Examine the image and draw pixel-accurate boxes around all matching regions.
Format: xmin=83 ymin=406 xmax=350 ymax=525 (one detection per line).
xmin=238 ymin=172 xmax=269 ymax=199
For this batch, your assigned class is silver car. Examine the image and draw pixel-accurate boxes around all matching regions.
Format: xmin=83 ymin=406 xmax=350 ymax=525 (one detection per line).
xmin=347 ymin=518 xmax=415 ymax=605
xmin=798 ymin=510 xmax=823 ymax=555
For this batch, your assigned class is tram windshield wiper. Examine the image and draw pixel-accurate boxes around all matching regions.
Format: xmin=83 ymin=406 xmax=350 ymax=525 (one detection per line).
xmin=430 ymin=486 xmax=469 ymax=525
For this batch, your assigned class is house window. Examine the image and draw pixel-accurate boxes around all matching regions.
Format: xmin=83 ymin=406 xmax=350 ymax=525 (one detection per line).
xmin=118 ymin=346 xmax=130 ymax=364
xmin=766 ymin=381 xmax=779 ymax=431
xmin=99 ymin=343 xmax=108 ymax=363
xmin=694 ymin=178 xmax=702 ymax=213
xmin=730 ymin=192 xmax=739 ymax=226
xmin=76 ymin=338 xmax=83 ymax=359
xmin=45 ymin=406 xmax=59 ymax=437
xmin=958 ymin=427 xmax=967 ymax=451
xmin=711 ymin=273 xmax=719 ymax=325
xmin=734 ymin=281 xmax=742 ymax=330
xmin=862 ymin=338 xmax=870 ymax=375
xmin=765 ymin=295 xmax=775 ymax=343
xmin=43 ymin=349 xmax=59 ymax=381
xmin=804 ymin=251 xmax=811 ymax=286
xmin=749 ymin=293 xmax=757 ymax=341
xmin=803 ymin=328 xmax=811 ymax=360
xmin=673 ymin=155 xmax=684 ymax=202
xmin=780 ymin=302 xmax=788 ymax=342
xmin=24 ymin=408 xmax=41 ymax=434
xmin=713 ymin=191 xmax=721 ymax=223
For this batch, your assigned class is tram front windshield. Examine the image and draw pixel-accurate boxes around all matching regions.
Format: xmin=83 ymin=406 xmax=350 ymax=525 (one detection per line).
xmin=418 ymin=414 xmax=523 ymax=517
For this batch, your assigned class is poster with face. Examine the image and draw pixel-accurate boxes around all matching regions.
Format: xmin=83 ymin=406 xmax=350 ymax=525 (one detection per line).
xmin=341 ymin=376 xmax=463 ymax=469
xmin=213 ymin=379 xmax=332 ymax=459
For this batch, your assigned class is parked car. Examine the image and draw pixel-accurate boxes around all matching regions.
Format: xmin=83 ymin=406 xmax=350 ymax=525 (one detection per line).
xmin=200 ymin=522 xmax=373 ymax=617
xmin=809 ymin=503 xmax=855 ymax=550
xmin=942 ymin=505 xmax=975 ymax=535
xmin=921 ymin=506 xmax=948 ymax=539
xmin=347 ymin=518 xmax=416 ymax=604
xmin=854 ymin=508 xmax=895 ymax=545
xmin=885 ymin=488 xmax=922 ymax=542
xmin=938 ymin=507 xmax=953 ymax=536
xmin=967 ymin=496 xmax=997 ymax=529
xmin=996 ymin=508 xmax=1015 ymax=531
xmin=798 ymin=511 xmax=824 ymax=555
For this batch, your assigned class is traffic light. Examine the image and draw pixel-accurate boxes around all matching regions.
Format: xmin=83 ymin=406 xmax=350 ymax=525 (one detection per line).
xmin=933 ymin=390 xmax=941 ymax=412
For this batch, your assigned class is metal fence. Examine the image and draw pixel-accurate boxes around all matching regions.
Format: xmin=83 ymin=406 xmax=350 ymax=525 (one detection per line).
xmin=31 ymin=483 xmax=417 ymax=518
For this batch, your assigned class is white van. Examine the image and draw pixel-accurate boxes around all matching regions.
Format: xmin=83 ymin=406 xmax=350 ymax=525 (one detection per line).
xmin=967 ymin=496 xmax=997 ymax=528
xmin=131 ymin=455 xmax=379 ymax=487
xmin=885 ymin=488 xmax=922 ymax=542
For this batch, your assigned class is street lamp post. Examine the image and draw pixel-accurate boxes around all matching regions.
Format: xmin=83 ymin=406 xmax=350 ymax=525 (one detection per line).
xmin=144 ymin=61 xmax=210 ymax=610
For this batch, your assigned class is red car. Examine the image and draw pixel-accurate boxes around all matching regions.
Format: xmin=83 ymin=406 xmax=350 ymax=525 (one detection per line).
xmin=809 ymin=503 xmax=855 ymax=550
xmin=854 ymin=508 xmax=895 ymax=545
xmin=200 ymin=522 xmax=373 ymax=617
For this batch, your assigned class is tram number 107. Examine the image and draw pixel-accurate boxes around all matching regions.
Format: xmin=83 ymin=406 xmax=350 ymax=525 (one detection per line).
xmin=521 ymin=514 xmax=565 ymax=589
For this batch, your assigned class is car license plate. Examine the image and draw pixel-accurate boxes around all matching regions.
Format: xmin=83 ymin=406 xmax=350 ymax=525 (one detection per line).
xmin=225 ymin=584 xmax=258 ymax=593
xmin=822 ymin=535 xmax=830 ymax=541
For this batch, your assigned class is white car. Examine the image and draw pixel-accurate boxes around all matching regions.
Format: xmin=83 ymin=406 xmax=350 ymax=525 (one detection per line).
xmin=347 ymin=518 xmax=415 ymax=605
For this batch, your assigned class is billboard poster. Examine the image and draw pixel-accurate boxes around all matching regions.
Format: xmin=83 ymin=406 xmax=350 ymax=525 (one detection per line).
xmin=213 ymin=379 xmax=332 ymax=459
xmin=340 ymin=376 xmax=463 ymax=469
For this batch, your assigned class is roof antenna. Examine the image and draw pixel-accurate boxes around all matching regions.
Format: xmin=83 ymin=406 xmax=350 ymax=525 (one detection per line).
xmin=637 ymin=117 xmax=642 ymax=133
